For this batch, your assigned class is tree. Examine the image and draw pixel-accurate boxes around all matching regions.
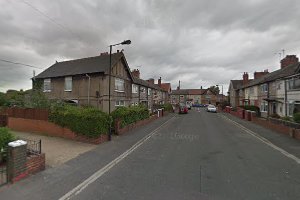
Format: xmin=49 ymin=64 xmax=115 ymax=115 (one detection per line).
xmin=209 ymin=86 xmax=220 ymax=94
xmin=0 ymin=92 xmax=8 ymax=106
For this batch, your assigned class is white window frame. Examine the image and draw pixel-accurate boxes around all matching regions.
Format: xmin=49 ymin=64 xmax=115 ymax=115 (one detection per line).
xmin=148 ymin=88 xmax=151 ymax=96
xmin=64 ymin=76 xmax=72 ymax=91
xmin=115 ymin=100 xmax=125 ymax=107
xmin=261 ymin=84 xmax=268 ymax=92
xmin=140 ymin=86 xmax=145 ymax=93
xmin=43 ymin=78 xmax=51 ymax=92
xmin=260 ymin=101 xmax=268 ymax=112
xmin=115 ymin=78 xmax=125 ymax=92
xmin=132 ymin=84 xmax=138 ymax=94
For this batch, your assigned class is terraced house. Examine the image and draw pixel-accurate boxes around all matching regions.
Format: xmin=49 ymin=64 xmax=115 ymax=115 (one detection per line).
xmin=33 ymin=51 xmax=169 ymax=112
xmin=228 ymin=55 xmax=300 ymax=118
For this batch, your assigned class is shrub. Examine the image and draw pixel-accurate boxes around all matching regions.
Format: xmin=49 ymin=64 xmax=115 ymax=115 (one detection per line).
xmin=239 ymin=105 xmax=260 ymax=116
xmin=0 ymin=128 xmax=15 ymax=150
xmin=153 ymin=103 xmax=174 ymax=112
xmin=111 ymin=105 xmax=150 ymax=128
xmin=270 ymin=113 xmax=281 ymax=119
xmin=49 ymin=105 xmax=110 ymax=138
xmin=293 ymin=112 xmax=300 ymax=123
xmin=282 ymin=116 xmax=292 ymax=122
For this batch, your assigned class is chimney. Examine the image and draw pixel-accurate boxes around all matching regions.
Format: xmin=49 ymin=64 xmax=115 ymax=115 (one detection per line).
xmin=179 ymin=80 xmax=181 ymax=90
xmin=158 ymin=77 xmax=162 ymax=87
xmin=131 ymin=69 xmax=140 ymax=78
xmin=177 ymin=86 xmax=180 ymax=90
xmin=280 ymin=55 xmax=299 ymax=69
xmin=254 ymin=70 xmax=269 ymax=79
xmin=243 ymin=72 xmax=249 ymax=85
xmin=147 ymin=78 xmax=154 ymax=85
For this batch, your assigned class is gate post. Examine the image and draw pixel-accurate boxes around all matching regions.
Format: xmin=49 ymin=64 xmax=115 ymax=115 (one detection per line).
xmin=7 ymin=140 xmax=28 ymax=183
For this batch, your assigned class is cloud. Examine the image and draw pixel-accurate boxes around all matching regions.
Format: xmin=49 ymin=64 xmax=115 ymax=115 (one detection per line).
xmin=1 ymin=0 xmax=300 ymax=93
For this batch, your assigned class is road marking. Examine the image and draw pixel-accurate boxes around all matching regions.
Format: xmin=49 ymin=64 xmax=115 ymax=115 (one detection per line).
xmin=219 ymin=114 xmax=300 ymax=165
xmin=59 ymin=115 xmax=176 ymax=200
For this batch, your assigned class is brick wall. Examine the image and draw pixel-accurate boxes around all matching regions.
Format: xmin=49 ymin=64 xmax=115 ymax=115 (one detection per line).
xmin=115 ymin=114 xmax=160 ymax=135
xmin=0 ymin=114 xmax=8 ymax=127
xmin=8 ymin=118 xmax=108 ymax=144
xmin=7 ymin=144 xmax=28 ymax=183
xmin=26 ymin=153 xmax=45 ymax=175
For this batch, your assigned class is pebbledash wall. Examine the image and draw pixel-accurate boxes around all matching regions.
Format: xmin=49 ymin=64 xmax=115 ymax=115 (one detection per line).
xmin=7 ymin=118 xmax=108 ymax=144
xmin=222 ymin=107 xmax=300 ymax=140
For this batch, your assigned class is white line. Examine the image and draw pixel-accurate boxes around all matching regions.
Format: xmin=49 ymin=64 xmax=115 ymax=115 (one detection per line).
xmin=219 ymin=114 xmax=300 ymax=165
xmin=59 ymin=116 xmax=176 ymax=200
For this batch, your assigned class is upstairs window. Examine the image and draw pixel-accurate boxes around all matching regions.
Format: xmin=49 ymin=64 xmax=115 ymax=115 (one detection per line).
xmin=132 ymin=84 xmax=138 ymax=94
xmin=261 ymin=84 xmax=268 ymax=92
xmin=288 ymin=77 xmax=300 ymax=90
xmin=43 ymin=78 xmax=51 ymax=92
xmin=148 ymin=88 xmax=151 ymax=96
xmin=115 ymin=78 xmax=125 ymax=92
xmin=65 ymin=77 xmax=72 ymax=91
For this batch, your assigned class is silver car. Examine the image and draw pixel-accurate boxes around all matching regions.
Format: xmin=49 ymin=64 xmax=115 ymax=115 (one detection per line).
xmin=207 ymin=105 xmax=217 ymax=113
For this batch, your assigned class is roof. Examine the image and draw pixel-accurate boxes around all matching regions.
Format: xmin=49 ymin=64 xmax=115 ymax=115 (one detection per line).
xmin=132 ymin=77 xmax=162 ymax=90
xmin=242 ymin=62 xmax=300 ymax=89
xmin=230 ymin=80 xmax=243 ymax=90
xmin=35 ymin=52 xmax=124 ymax=79
xmin=171 ymin=89 xmax=206 ymax=95
xmin=160 ymin=83 xmax=171 ymax=92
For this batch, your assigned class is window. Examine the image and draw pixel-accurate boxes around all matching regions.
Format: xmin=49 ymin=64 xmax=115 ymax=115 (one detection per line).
xmin=115 ymin=100 xmax=125 ymax=107
xmin=132 ymin=84 xmax=138 ymax=94
xmin=43 ymin=78 xmax=51 ymax=92
xmin=140 ymin=87 xmax=145 ymax=93
xmin=249 ymin=87 xmax=254 ymax=94
xmin=65 ymin=77 xmax=72 ymax=91
xmin=277 ymin=82 xmax=281 ymax=90
xmin=261 ymin=84 xmax=268 ymax=92
xmin=260 ymin=101 xmax=268 ymax=112
xmin=148 ymin=88 xmax=151 ymax=96
xmin=115 ymin=78 xmax=124 ymax=92
xmin=288 ymin=77 xmax=300 ymax=90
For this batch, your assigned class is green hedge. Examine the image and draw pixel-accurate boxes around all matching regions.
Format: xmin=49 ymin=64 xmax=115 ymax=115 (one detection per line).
xmin=154 ymin=103 xmax=174 ymax=112
xmin=293 ymin=112 xmax=300 ymax=123
xmin=239 ymin=105 xmax=260 ymax=116
xmin=0 ymin=127 xmax=15 ymax=150
xmin=49 ymin=105 xmax=110 ymax=138
xmin=111 ymin=106 xmax=150 ymax=128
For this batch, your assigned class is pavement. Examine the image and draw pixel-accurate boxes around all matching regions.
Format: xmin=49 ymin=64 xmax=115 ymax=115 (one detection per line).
xmin=0 ymin=109 xmax=299 ymax=200
xmin=13 ymin=131 xmax=97 ymax=168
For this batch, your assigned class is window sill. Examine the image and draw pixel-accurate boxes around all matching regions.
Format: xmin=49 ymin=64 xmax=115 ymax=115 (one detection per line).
xmin=43 ymin=90 xmax=51 ymax=93
xmin=115 ymin=90 xmax=125 ymax=93
xmin=64 ymin=90 xmax=72 ymax=92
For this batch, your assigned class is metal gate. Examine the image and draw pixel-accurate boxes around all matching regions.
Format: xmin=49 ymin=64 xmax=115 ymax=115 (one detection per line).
xmin=0 ymin=147 xmax=8 ymax=186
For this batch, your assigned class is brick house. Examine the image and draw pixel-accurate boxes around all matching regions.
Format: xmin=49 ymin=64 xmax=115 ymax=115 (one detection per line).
xmin=170 ymin=88 xmax=217 ymax=105
xmin=231 ymin=55 xmax=300 ymax=118
xmin=34 ymin=52 xmax=169 ymax=113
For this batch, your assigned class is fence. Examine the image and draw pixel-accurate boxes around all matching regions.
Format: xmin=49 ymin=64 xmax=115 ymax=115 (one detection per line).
xmin=0 ymin=108 xmax=49 ymax=121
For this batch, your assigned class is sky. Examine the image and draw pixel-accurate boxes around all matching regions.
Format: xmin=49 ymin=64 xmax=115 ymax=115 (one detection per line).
xmin=1 ymin=0 xmax=300 ymax=94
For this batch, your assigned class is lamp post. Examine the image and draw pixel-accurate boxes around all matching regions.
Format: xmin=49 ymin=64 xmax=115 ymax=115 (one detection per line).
xmin=108 ymin=40 xmax=131 ymax=141
xmin=216 ymin=84 xmax=223 ymax=102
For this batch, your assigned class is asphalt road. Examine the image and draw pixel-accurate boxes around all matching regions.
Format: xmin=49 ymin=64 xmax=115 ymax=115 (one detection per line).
xmin=1 ymin=109 xmax=299 ymax=200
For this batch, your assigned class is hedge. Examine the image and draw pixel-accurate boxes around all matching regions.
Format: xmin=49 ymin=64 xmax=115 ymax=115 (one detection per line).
xmin=153 ymin=103 xmax=174 ymax=112
xmin=239 ymin=105 xmax=260 ymax=116
xmin=49 ymin=105 xmax=110 ymax=138
xmin=0 ymin=127 xmax=15 ymax=150
xmin=111 ymin=105 xmax=149 ymax=128
xmin=293 ymin=112 xmax=300 ymax=123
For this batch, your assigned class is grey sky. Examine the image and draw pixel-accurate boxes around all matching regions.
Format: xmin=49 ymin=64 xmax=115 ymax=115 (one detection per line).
xmin=1 ymin=0 xmax=300 ymax=93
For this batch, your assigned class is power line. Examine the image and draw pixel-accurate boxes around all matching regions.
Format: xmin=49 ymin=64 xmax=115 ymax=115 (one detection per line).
xmin=21 ymin=0 xmax=81 ymax=40
xmin=0 ymin=58 xmax=43 ymax=69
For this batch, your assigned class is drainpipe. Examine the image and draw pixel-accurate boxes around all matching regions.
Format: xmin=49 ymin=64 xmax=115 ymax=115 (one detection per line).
xmin=284 ymin=79 xmax=288 ymax=116
xmin=86 ymin=74 xmax=91 ymax=105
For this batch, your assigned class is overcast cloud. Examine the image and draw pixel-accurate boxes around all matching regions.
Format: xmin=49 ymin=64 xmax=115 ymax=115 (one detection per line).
xmin=1 ymin=0 xmax=300 ymax=93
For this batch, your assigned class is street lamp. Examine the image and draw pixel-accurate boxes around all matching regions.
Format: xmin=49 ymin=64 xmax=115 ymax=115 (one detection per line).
xmin=216 ymin=84 xmax=223 ymax=102
xmin=108 ymin=40 xmax=131 ymax=141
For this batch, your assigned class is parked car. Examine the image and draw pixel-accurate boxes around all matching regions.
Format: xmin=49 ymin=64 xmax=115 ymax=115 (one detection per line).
xmin=207 ymin=105 xmax=217 ymax=113
xmin=179 ymin=103 xmax=188 ymax=114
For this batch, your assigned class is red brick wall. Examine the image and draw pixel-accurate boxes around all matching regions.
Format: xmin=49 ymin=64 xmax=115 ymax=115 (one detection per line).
xmin=26 ymin=154 xmax=45 ymax=175
xmin=8 ymin=118 xmax=108 ymax=144
xmin=115 ymin=115 xmax=159 ymax=135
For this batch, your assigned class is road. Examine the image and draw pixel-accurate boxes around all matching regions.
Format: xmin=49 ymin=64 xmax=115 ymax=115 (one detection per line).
xmin=1 ymin=109 xmax=300 ymax=200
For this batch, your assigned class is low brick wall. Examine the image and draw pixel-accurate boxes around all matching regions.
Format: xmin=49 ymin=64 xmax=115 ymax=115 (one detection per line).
xmin=115 ymin=115 xmax=159 ymax=135
xmin=8 ymin=118 xmax=108 ymax=144
xmin=26 ymin=153 xmax=45 ymax=175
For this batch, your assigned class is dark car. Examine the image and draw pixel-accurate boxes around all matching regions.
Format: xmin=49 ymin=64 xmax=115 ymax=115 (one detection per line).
xmin=179 ymin=103 xmax=188 ymax=114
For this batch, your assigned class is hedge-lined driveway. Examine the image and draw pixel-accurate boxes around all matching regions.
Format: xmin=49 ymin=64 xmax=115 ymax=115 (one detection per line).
xmin=13 ymin=131 xmax=97 ymax=168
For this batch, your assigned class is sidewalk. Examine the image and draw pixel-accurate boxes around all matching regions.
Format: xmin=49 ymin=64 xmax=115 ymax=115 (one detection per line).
xmin=13 ymin=131 xmax=97 ymax=168
xmin=220 ymin=112 xmax=300 ymax=159
xmin=0 ymin=114 xmax=174 ymax=200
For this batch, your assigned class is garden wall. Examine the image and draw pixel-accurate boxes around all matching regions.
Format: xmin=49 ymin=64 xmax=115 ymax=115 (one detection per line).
xmin=8 ymin=118 xmax=108 ymax=144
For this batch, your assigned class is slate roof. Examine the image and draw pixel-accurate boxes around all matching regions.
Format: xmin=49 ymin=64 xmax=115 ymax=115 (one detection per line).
xmin=35 ymin=52 xmax=123 ymax=79
xmin=230 ymin=80 xmax=243 ymax=90
xmin=242 ymin=62 xmax=300 ymax=89
xmin=160 ymin=83 xmax=171 ymax=92
xmin=132 ymin=77 xmax=162 ymax=90
xmin=171 ymin=89 xmax=207 ymax=95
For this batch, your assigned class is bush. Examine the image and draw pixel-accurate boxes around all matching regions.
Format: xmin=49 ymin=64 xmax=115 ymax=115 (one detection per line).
xmin=282 ymin=116 xmax=292 ymax=122
xmin=49 ymin=105 xmax=110 ymax=138
xmin=0 ymin=128 xmax=15 ymax=150
xmin=111 ymin=105 xmax=150 ymax=128
xmin=153 ymin=103 xmax=174 ymax=112
xmin=239 ymin=105 xmax=260 ymax=116
xmin=293 ymin=112 xmax=300 ymax=123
